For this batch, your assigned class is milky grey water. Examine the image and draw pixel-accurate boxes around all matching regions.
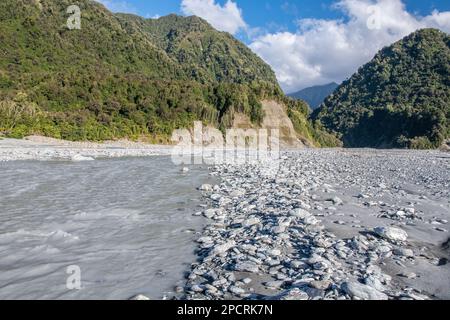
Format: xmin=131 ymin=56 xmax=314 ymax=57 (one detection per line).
xmin=0 ymin=156 xmax=214 ymax=299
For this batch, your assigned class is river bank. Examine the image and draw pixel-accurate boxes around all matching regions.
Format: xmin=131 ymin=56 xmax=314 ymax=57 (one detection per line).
xmin=181 ymin=149 xmax=450 ymax=300
xmin=0 ymin=136 xmax=173 ymax=161
xmin=2 ymin=137 xmax=449 ymax=300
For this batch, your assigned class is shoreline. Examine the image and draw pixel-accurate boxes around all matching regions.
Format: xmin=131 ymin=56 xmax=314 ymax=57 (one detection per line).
xmin=180 ymin=149 xmax=450 ymax=300
xmin=0 ymin=136 xmax=173 ymax=162
xmin=2 ymin=136 xmax=450 ymax=300
xmin=1 ymin=136 xmax=448 ymax=163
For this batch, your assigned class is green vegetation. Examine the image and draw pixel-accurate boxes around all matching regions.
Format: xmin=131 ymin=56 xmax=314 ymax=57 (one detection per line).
xmin=116 ymin=13 xmax=278 ymax=86
xmin=281 ymin=97 xmax=342 ymax=147
xmin=0 ymin=0 xmax=289 ymax=142
xmin=313 ymin=29 xmax=450 ymax=149
xmin=0 ymin=0 xmax=340 ymax=146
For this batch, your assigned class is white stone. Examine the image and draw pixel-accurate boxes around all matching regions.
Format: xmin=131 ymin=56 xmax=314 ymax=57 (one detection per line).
xmin=374 ymin=226 xmax=408 ymax=242
xmin=191 ymin=284 xmax=205 ymax=292
xmin=279 ymin=288 xmax=309 ymax=300
xmin=197 ymin=236 xmax=213 ymax=244
xmin=243 ymin=217 xmax=260 ymax=227
xmin=399 ymin=272 xmax=417 ymax=279
xmin=199 ymin=184 xmax=212 ymax=191
xmin=364 ymin=275 xmax=386 ymax=292
xmin=268 ymin=249 xmax=282 ymax=257
xmin=71 ymin=154 xmax=94 ymax=161
xmin=304 ymin=215 xmax=320 ymax=225
xmin=264 ymin=281 xmax=284 ymax=289
xmin=229 ymin=286 xmax=245 ymax=295
xmin=211 ymin=241 xmax=235 ymax=255
xmin=290 ymin=208 xmax=311 ymax=219
xmin=129 ymin=294 xmax=150 ymax=300
xmin=342 ymin=281 xmax=388 ymax=300
xmin=393 ymin=248 xmax=414 ymax=257
xmin=203 ymin=209 xmax=216 ymax=219
xmin=330 ymin=196 xmax=343 ymax=205
xmin=235 ymin=261 xmax=259 ymax=273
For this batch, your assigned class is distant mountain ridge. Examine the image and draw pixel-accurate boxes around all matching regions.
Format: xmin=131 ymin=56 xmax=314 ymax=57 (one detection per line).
xmin=313 ymin=29 xmax=450 ymax=149
xmin=289 ymin=82 xmax=339 ymax=109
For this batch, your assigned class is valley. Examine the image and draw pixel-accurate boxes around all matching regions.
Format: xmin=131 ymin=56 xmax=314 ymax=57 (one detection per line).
xmin=0 ymin=0 xmax=449 ymax=302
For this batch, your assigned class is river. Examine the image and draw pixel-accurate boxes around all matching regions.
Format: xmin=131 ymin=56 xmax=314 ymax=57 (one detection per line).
xmin=0 ymin=156 xmax=213 ymax=299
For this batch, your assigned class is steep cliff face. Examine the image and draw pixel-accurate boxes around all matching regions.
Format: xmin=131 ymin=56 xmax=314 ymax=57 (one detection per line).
xmin=232 ymin=100 xmax=310 ymax=148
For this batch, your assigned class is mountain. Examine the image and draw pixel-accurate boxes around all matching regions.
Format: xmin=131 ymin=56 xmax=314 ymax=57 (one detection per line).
xmin=116 ymin=13 xmax=278 ymax=85
xmin=2 ymin=0 xmax=325 ymax=144
xmin=289 ymin=82 xmax=338 ymax=110
xmin=313 ymin=29 xmax=450 ymax=149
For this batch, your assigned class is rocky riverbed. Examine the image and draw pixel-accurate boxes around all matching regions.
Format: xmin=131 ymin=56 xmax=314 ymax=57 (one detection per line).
xmin=180 ymin=149 xmax=450 ymax=300
xmin=0 ymin=136 xmax=172 ymax=161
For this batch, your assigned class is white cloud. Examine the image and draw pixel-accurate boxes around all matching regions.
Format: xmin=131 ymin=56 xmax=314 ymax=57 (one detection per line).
xmin=181 ymin=0 xmax=247 ymax=35
xmin=145 ymin=14 xmax=161 ymax=20
xmin=249 ymin=0 xmax=450 ymax=92
xmin=95 ymin=0 xmax=137 ymax=14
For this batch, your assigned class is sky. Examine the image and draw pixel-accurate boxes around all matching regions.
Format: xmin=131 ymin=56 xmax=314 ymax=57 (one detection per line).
xmin=96 ymin=0 xmax=450 ymax=92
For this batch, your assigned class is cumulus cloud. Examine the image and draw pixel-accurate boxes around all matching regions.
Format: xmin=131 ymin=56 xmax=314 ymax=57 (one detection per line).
xmin=181 ymin=0 xmax=247 ymax=35
xmin=95 ymin=0 xmax=137 ymax=14
xmin=249 ymin=0 xmax=450 ymax=92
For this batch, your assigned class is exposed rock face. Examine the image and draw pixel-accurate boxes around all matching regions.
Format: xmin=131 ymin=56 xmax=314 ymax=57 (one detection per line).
xmin=232 ymin=100 xmax=308 ymax=149
xmin=441 ymin=140 xmax=450 ymax=152
xmin=261 ymin=100 xmax=305 ymax=148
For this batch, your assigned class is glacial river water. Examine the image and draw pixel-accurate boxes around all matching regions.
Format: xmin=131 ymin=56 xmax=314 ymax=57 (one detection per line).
xmin=0 ymin=156 xmax=213 ymax=299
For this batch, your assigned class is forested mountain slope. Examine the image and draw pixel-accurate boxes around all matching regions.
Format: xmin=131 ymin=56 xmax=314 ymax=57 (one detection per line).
xmin=1 ymin=0 xmax=328 ymax=145
xmin=313 ymin=29 xmax=450 ymax=149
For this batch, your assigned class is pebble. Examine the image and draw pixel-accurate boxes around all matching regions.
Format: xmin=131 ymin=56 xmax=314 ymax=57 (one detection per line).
xmin=180 ymin=150 xmax=446 ymax=301
xmin=203 ymin=209 xmax=216 ymax=219
xmin=71 ymin=154 xmax=95 ymax=161
xmin=330 ymin=197 xmax=343 ymax=205
xmin=398 ymin=272 xmax=417 ymax=279
xmin=373 ymin=226 xmax=408 ymax=242
xmin=199 ymin=184 xmax=213 ymax=191
xmin=393 ymin=248 xmax=414 ymax=258
xmin=229 ymin=286 xmax=245 ymax=295
xmin=129 ymin=294 xmax=150 ymax=300
xmin=211 ymin=241 xmax=236 ymax=256
xmin=210 ymin=194 xmax=221 ymax=201
xmin=264 ymin=281 xmax=284 ymax=289
xmin=278 ymin=288 xmax=309 ymax=300
xmin=235 ymin=261 xmax=260 ymax=273
xmin=342 ymin=281 xmax=388 ymax=300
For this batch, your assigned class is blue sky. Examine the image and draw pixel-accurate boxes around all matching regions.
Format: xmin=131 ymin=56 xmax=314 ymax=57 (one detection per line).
xmin=99 ymin=0 xmax=450 ymax=37
xmin=97 ymin=0 xmax=450 ymax=91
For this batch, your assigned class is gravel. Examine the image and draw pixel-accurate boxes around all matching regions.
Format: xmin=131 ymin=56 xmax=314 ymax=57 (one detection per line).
xmin=180 ymin=149 xmax=450 ymax=300
xmin=0 ymin=136 xmax=172 ymax=161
